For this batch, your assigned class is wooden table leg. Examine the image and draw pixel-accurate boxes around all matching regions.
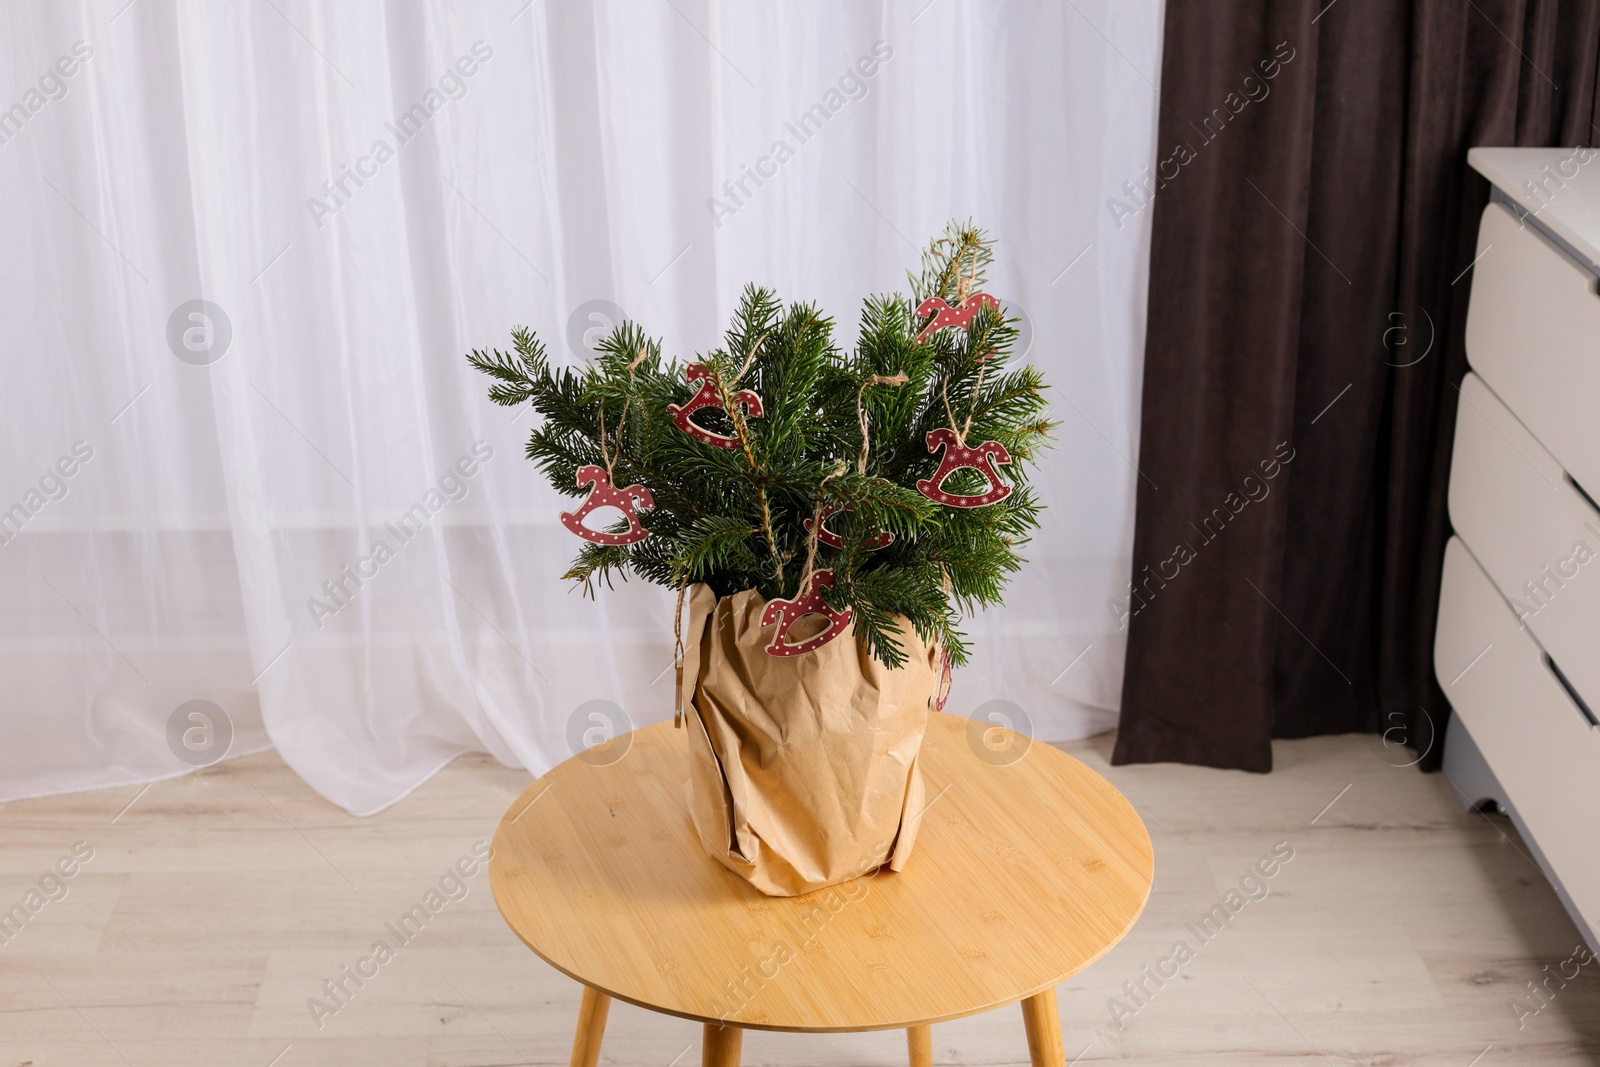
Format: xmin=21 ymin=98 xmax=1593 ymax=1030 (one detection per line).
xmin=569 ymin=986 xmax=611 ymax=1067
xmin=907 ymin=1023 xmax=933 ymax=1066
xmin=702 ymin=1021 xmax=743 ymax=1067
xmin=1020 ymin=989 xmax=1065 ymax=1067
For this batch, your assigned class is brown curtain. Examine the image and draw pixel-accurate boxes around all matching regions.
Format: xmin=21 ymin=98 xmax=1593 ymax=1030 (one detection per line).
xmin=1114 ymin=0 xmax=1600 ymax=772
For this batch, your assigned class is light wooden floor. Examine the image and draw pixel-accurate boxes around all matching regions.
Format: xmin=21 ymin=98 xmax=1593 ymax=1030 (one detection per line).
xmin=2 ymin=729 xmax=1596 ymax=1066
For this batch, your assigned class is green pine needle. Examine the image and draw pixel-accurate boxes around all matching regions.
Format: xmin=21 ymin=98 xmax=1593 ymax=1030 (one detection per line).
xmin=468 ymin=223 xmax=1052 ymax=668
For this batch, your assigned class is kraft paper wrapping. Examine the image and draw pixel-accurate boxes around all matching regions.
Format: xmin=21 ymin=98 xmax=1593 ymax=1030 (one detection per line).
xmin=678 ymin=583 xmax=939 ymax=896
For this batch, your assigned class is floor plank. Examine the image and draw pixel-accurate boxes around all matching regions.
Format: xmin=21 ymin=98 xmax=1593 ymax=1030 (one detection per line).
xmin=0 ymin=733 xmax=1596 ymax=1065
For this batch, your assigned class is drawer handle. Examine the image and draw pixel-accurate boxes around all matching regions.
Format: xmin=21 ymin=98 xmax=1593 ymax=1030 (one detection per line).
xmin=1543 ymin=653 xmax=1599 ymax=728
xmin=1566 ymin=472 xmax=1600 ymax=521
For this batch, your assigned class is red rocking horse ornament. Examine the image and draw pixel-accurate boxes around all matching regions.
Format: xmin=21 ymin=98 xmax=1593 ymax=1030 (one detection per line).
xmin=761 ymin=570 xmax=853 ymax=657
xmin=803 ymin=503 xmax=893 ymax=551
xmin=913 ymin=292 xmax=1000 ymax=342
xmin=559 ymin=465 xmax=654 ymax=545
xmin=916 ymin=428 xmax=1013 ymax=508
xmin=668 ymin=363 xmax=763 ymax=449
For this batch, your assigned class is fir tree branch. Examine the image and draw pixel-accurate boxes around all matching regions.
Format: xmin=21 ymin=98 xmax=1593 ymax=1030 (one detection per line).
xmin=468 ymin=221 xmax=1049 ymax=670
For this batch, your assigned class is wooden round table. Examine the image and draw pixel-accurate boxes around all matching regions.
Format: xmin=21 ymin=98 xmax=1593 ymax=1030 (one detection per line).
xmin=489 ymin=711 xmax=1153 ymax=1066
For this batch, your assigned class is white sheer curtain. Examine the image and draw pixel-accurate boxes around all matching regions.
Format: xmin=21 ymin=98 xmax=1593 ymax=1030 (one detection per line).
xmin=0 ymin=0 xmax=1162 ymax=814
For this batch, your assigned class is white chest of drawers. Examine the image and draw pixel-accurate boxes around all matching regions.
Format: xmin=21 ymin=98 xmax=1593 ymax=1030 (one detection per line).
xmin=1438 ymin=147 xmax=1600 ymax=953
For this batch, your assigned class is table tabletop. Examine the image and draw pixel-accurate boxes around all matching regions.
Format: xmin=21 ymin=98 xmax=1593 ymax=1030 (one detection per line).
xmin=489 ymin=710 xmax=1153 ymax=1033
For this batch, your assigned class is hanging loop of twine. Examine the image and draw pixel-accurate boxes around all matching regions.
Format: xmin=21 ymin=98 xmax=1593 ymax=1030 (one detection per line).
xmin=936 ymin=302 xmax=998 ymax=450
xmin=931 ymin=235 xmax=993 ymax=449
xmin=938 ymin=368 xmax=992 ymax=449
xmin=598 ymin=347 xmax=651 ymax=480
xmin=934 ymin=235 xmax=992 ymax=447
xmin=941 ymin=378 xmax=965 ymax=448
xmin=798 ymin=501 xmax=825 ymax=597
xmin=956 ymin=242 xmax=979 ymax=302
xmin=729 ymin=330 xmax=772 ymax=389
xmin=672 ymin=574 xmax=689 ymax=728
xmin=856 ymin=373 xmax=907 ymax=474
xmin=962 ymin=356 xmax=989 ymax=444
xmin=597 ymin=403 xmax=614 ymax=477
xmin=796 ymin=461 xmax=847 ymax=597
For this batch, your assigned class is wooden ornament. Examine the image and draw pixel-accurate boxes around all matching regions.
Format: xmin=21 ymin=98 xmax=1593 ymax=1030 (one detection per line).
xmin=668 ymin=363 xmax=763 ymax=449
xmin=803 ymin=503 xmax=893 ymax=551
xmin=916 ymin=428 xmax=1013 ymax=508
xmin=560 ymin=465 xmax=653 ymax=545
xmin=761 ymin=569 xmax=852 ymax=657
xmin=913 ymin=292 xmax=1000 ymax=342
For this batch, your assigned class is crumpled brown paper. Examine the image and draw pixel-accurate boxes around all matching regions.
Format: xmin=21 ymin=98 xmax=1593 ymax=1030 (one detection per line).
xmin=678 ymin=583 xmax=939 ymax=896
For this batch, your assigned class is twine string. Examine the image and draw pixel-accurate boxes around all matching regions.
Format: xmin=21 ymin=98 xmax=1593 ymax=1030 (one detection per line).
xmin=957 ymin=242 xmax=980 ymax=302
xmin=719 ymin=328 xmax=787 ymax=587
xmin=930 ymin=565 xmax=955 ymax=711
xmin=941 ymin=378 xmax=963 ymax=448
xmin=856 ymin=373 xmax=908 ymax=473
xmin=601 ymin=347 xmax=651 ymax=480
xmin=933 ymin=244 xmax=982 ymax=448
xmin=597 ymin=404 xmax=612 ymax=477
xmin=672 ymin=574 xmax=689 ymax=728
xmin=797 ymin=461 xmax=848 ymax=597
xmin=934 ymin=260 xmax=997 ymax=449
xmin=956 ymin=241 xmax=991 ymax=440
xmin=961 ymin=356 xmax=989 ymax=444
xmin=729 ymin=330 xmax=772 ymax=388
xmin=798 ymin=501 xmax=824 ymax=597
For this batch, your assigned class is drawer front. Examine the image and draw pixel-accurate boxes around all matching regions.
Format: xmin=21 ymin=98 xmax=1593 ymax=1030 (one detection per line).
xmin=1436 ymin=537 xmax=1600 ymax=930
xmin=1449 ymin=372 xmax=1600 ymax=708
xmin=1465 ymin=201 xmax=1600 ymax=495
